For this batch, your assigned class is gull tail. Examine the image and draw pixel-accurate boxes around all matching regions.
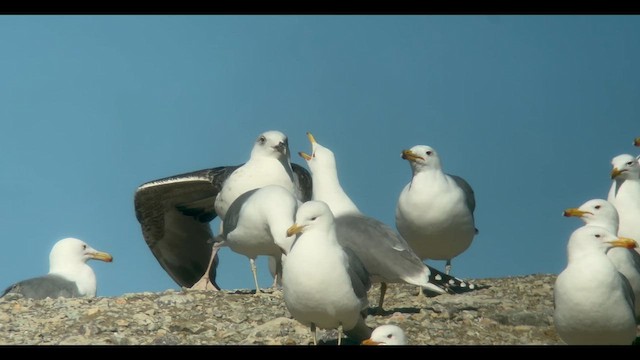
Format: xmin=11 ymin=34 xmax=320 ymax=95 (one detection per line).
xmin=424 ymin=266 xmax=486 ymax=296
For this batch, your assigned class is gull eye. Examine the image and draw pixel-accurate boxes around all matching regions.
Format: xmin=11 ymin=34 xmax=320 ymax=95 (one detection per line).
xmin=258 ymin=136 xmax=266 ymax=144
xmin=386 ymin=334 xmax=393 ymax=339
xmin=311 ymin=217 xmax=317 ymax=221
xmin=426 ymin=151 xmax=432 ymax=156
xmin=82 ymin=244 xmax=87 ymax=250
xmin=594 ymin=205 xmax=601 ymax=209
xmin=595 ymin=234 xmax=601 ymax=238
xmin=627 ymin=161 xmax=634 ymax=166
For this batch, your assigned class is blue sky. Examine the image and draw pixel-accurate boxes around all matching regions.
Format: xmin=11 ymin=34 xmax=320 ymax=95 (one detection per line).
xmin=1 ymin=15 xmax=639 ymax=297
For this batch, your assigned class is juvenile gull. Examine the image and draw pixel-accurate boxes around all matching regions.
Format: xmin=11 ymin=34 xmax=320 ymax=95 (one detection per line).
xmin=563 ymin=198 xmax=640 ymax=319
xmin=553 ymin=225 xmax=637 ymax=345
xmin=134 ymin=130 xmax=312 ymax=290
xmin=2 ymin=238 xmax=113 ymax=299
xmin=361 ymin=324 xmax=408 ymax=345
xmin=395 ymin=145 xmax=477 ymax=275
xmin=607 ymin=154 xmax=640 ymax=253
xmin=209 ymin=185 xmax=299 ymax=294
xmin=299 ymin=133 xmax=474 ymax=312
xmin=284 ymin=200 xmax=372 ymax=345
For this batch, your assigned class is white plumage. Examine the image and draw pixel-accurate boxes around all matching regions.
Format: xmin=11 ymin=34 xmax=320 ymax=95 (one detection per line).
xmin=607 ymin=154 xmax=640 ymax=254
xmin=553 ymin=225 xmax=637 ymax=345
xmin=395 ymin=145 xmax=477 ymax=275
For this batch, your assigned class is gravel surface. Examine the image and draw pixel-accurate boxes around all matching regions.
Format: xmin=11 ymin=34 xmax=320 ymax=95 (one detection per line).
xmin=0 ymin=274 xmax=567 ymax=345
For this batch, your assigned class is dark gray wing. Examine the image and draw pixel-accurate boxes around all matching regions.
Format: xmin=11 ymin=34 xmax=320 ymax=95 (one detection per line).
xmin=291 ymin=163 xmax=313 ymax=202
xmin=2 ymin=274 xmax=80 ymax=300
xmin=450 ymin=174 xmax=478 ymax=233
xmin=335 ymin=214 xmax=426 ymax=282
xmin=344 ymin=247 xmax=371 ymax=302
xmin=220 ymin=188 xmax=261 ymax=238
xmin=134 ymin=166 xmax=239 ymax=288
xmin=450 ymin=174 xmax=476 ymax=214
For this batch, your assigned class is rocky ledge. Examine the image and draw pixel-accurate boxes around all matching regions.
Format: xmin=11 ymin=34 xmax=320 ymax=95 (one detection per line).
xmin=0 ymin=273 xmax=564 ymax=345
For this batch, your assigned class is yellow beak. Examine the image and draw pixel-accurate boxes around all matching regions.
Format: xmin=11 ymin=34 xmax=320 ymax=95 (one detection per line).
xmin=306 ymin=132 xmax=317 ymax=144
xmin=286 ymin=224 xmax=306 ymax=237
xmin=90 ymin=251 xmax=113 ymax=263
xmin=361 ymin=338 xmax=381 ymax=345
xmin=401 ymin=149 xmax=424 ymax=162
xmin=563 ymin=208 xmax=590 ymax=218
xmin=298 ymin=151 xmax=312 ymax=161
xmin=611 ymin=167 xmax=623 ymax=179
xmin=608 ymin=237 xmax=638 ymax=250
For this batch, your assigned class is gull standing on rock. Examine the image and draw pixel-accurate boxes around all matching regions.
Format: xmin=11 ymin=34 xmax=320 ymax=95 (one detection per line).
xmin=2 ymin=238 xmax=113 ymax=299
xmin=553 ymin=225 xmax=637 ymax=345
xmin=209 ymin=185 xmax=300 ymax=294
xmin=283 ymin=200 xmax=372 ymax=345
xmin=563 ymin=198 xmax=640 ymax=320
xmin=395 ymin=145 xmax=477 ymax=276
xmin=134 ymin=130 xmax=312 ymax=291
xmin=298 ymin=133 xmax=475 ymax=311
xmin=607 ymin=154 xmax=640 ymax=254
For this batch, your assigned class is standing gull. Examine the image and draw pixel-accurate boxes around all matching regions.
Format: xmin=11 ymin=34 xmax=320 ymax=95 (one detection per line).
xmin=607 ymin=154 xmax=640 ymax=253
xmin=361 ymin=324 xmax=408 ymax=345
xmin=134 ymin=130 xmax=312 ymax=290
xmin=563 ymin=198 xmax=640 ymax=319
xmin=299 ymin=133 xmax=474 ymax=312
xmin=2 ymin=238 xmax=113 ymax=299
xmin=284 ymin=200 xmax=372 ymax=345
xmin=553 ymin=225 xmax=637 ymax=345
xmin=395 ymin=145 xmax=477 ymax=275
xmin=209 ymin=185 xmax=299 ymax=294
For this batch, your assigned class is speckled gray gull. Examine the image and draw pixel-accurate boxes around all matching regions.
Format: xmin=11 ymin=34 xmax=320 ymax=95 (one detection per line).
xmin=299 ymin=133 xmax=475 ymax=312
xmin=361 ymin=324 xmax=408 ymax=345
xmin=1 ymin=238 xmax=113 ymax=299
xmin=553 ymin=225 xmax=637 ymax=345
xmin=564 ymin=198 xmax=640 ymax=320
xmin=134 ymin=130 xmax=312 ymax=291
xmin=608 ymin=154 xmax=640 ymax=254
xmin=208 ymin=184 xmax=299 ymax=294
xmin=283 ymin=200 xmax=372 ymax=345
xmin=395 ymin=145 xmax=478 ymax=276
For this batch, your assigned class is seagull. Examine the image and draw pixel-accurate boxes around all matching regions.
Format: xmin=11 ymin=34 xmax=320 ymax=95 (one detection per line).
xmin=299 ymin=133 xmax=475 ymax=312
xmin=2 ymin=238 xmax=113 ymax=299
xmin=607 ymin=154 xmax=640 ymax=254
xmin=553 ymin=225 xmax=637 ymax=345
xmin=283 ymin=200 xmax=372 ymax=345
xmin=134 ymin=130 xmax=312 ymax=291
xmin=209 ymin=185 xmax=299 ymax=294
xmin=361 ymin=324 xmax=408 ymax=345
xmin=395 ymin=145 xmax=477 ymax=276
xmin=563 ymin=198 xmax=640 ymax=320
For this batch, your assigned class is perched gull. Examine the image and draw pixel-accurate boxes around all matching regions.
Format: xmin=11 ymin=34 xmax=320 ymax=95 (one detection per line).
xmin=563 ymin=198 xmax=640 ymax=319
xmin=299 ymin=133 xmax=474 ymax=312
xmin=553 ymin=225 xmax=637 ymax=345
xmin=209 ymin=185 xmax=299 ymax=294
xmin=361 ymin=324 xmax=408 ymax=345
xmin=134 ymin=130 xmax=312 ymax=290
xmin=607 ymin=154 xmax=640 ymax=253
xmin=395 ymin=145 xmax=477 ymax=276
xmin=1 ymin=238 xmax=113 ymax=299
xmin=284 ymin=200 xmax=372 ymax=345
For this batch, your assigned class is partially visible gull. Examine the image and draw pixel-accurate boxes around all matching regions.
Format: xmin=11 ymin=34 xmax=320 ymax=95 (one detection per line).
xmin=284 ymin=200 xmax=372 ymax=345
xmin=607 ymin=154 xmax=640 ymax=253
xmin=361 ymin=324 xmax=408 ymax=345
xmin=299 ymin=133 xmax=475 ymax=312
xmin=2 ymin=238 xmax=113 ymax=299
xmin=395 ymin=145 xmax=477 ymax=275
xmin=209 ymin=185 xmax=299 ymax=294
xmin=134 ymin=130 xmax=312 ymax=290
xmin=634 ymin=137 xmax=640 ymax=147
xmin=563 ymin=198 xmax=640 ymax=320
xmin=553 ymin=225 xmax=637 ymax=345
